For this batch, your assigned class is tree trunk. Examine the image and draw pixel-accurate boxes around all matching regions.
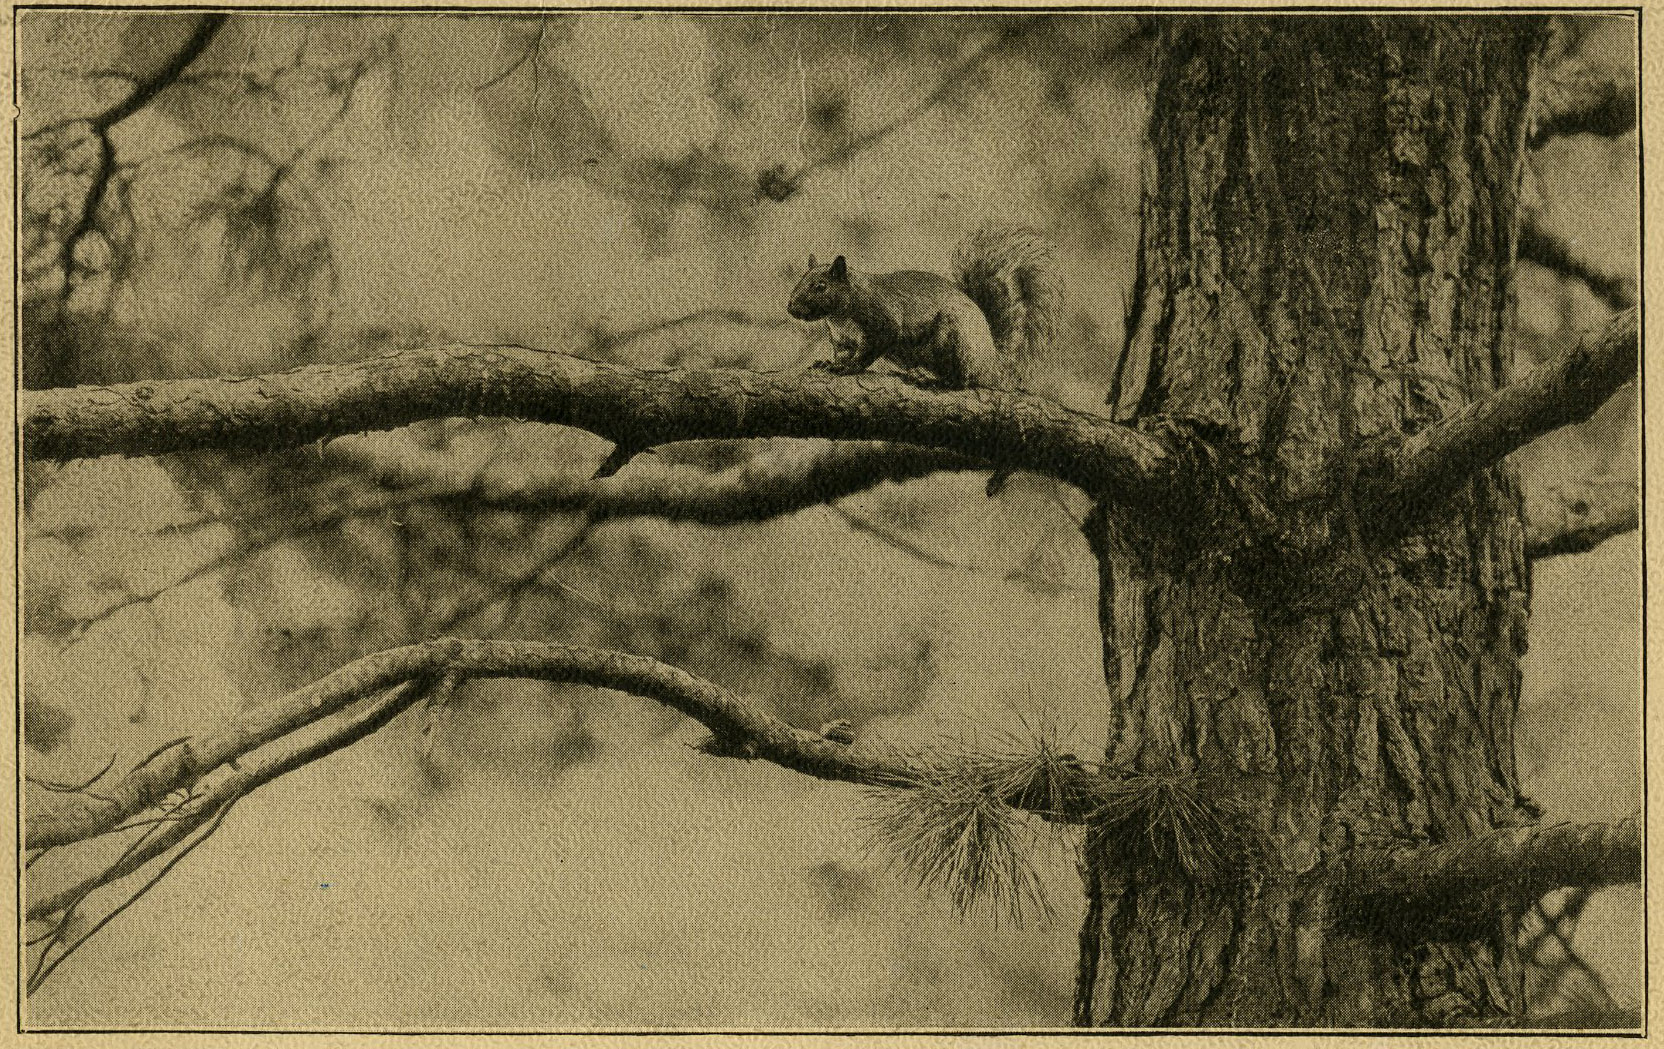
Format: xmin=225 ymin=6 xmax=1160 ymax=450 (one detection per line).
xmin=1076 ymin=17 xmax=1547 ymax=1026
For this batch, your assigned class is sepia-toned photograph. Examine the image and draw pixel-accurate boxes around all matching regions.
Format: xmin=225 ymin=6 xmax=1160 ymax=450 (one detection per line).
xmin=15 ymin=8 xmax=1641 ymax=1032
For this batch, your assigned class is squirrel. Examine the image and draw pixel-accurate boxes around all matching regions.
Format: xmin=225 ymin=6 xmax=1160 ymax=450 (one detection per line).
xmin=788 ymin=226 xmax=1060 ymax=389
xmin=787 ymin=226 xmax=1061 ymax=493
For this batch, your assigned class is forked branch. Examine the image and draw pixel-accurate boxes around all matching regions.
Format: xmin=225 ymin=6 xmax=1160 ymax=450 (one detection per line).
xmin=26 ymin=639 xmax=928 ymax=850
xmin=88 ymin=15 xmax=228 ymax=132
xmin=28 ymin=680 xmax=422 ymax=922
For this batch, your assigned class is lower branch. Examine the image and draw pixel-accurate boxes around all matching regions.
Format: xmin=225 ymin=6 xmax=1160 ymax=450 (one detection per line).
xmin=1526 ymin=478 xmax=1639 ymax=560
xmin=1339 ymin=817 xmax=1641 ymax=928
xmin=26 ymin=638 xmax=926 ymax=850
xmin=1518 ymin=216 xmax=1635 ymax=311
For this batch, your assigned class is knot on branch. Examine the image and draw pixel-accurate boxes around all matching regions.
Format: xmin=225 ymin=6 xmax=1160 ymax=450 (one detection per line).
xmin=1092 ymin=413 xmax=1261 ymax=569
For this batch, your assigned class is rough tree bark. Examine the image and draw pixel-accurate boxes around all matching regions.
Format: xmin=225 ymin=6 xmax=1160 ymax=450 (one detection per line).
xmin=1077 ymin=17 xmax=1561 ymax=1026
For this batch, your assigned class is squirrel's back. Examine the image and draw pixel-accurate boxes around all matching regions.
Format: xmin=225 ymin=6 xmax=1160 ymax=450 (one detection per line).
xmin=859 ymin=269 xmax=1000 ymax=382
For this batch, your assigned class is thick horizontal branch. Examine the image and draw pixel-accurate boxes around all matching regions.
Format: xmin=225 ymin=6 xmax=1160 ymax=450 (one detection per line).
xmin=1526 ymin=478 xmax=1638 ymax=560
xmin=1364 ymin=309 xmax=1637 ymax=537
xmin=1340 ymin=817 xmax=1640 ymax=925
xmin=26 ymin=638 xmax=926 ymax=850
xmin=22 ymin=346 xmax=1178 ymax=505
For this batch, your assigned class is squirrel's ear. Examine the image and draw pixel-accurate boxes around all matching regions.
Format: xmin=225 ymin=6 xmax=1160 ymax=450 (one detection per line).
xmin=829 ymin=256 xmax=847 ymax=279
xmin=807 ymin=254 xmax=817 ymax=269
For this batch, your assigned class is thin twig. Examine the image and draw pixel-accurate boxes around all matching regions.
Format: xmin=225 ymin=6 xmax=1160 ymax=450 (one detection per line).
xmin=29 ymin=803 xmax=232 ymax=994
xmin=28 ymin=683 xmax=422 ymax=921
xmin=25 ymin=752 xmax=117 ymax=793
xmin=759 ymin=23 xmax=1039 ymax=202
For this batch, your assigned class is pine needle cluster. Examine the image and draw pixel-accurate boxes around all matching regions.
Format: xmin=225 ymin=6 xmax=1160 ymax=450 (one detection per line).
xmin=859 ymin=723 xmax=1085 ymax=925
xmin=1082 ymin=769 xmax=1254 ymax=886
xmin=861 ymin=719 xmax=1260 ymax=922
xmin=862 ymin=773 xmax=1052 ymax=925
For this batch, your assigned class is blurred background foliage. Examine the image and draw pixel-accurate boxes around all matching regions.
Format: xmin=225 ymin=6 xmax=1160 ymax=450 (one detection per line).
xmin=19 ymin=12 xmax=1637 ymax=1027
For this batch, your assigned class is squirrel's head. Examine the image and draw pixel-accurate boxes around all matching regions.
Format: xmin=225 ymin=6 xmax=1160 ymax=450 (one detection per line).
xmin=787 ymin=255 xmax=850 ymax=321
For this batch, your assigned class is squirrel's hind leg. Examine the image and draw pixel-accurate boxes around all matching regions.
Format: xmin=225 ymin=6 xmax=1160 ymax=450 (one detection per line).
xmin=931 ymin=316 xmax=971 ymax=391
xmin=922 ymin=311 xmax=973 ymax=389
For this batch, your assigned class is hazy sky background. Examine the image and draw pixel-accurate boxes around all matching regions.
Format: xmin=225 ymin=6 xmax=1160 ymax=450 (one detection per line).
xmin=19 ymin=12 xmax=1639 ymax=1027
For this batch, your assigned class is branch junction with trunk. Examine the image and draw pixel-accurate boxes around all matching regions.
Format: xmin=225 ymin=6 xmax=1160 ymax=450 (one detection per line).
xmin=22 ymin=308 xmax=1636 ymax=547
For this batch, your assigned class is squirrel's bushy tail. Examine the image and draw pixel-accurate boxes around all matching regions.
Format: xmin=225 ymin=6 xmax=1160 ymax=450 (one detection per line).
xmin=952 ymin=225 xmax=1062 ymax=390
